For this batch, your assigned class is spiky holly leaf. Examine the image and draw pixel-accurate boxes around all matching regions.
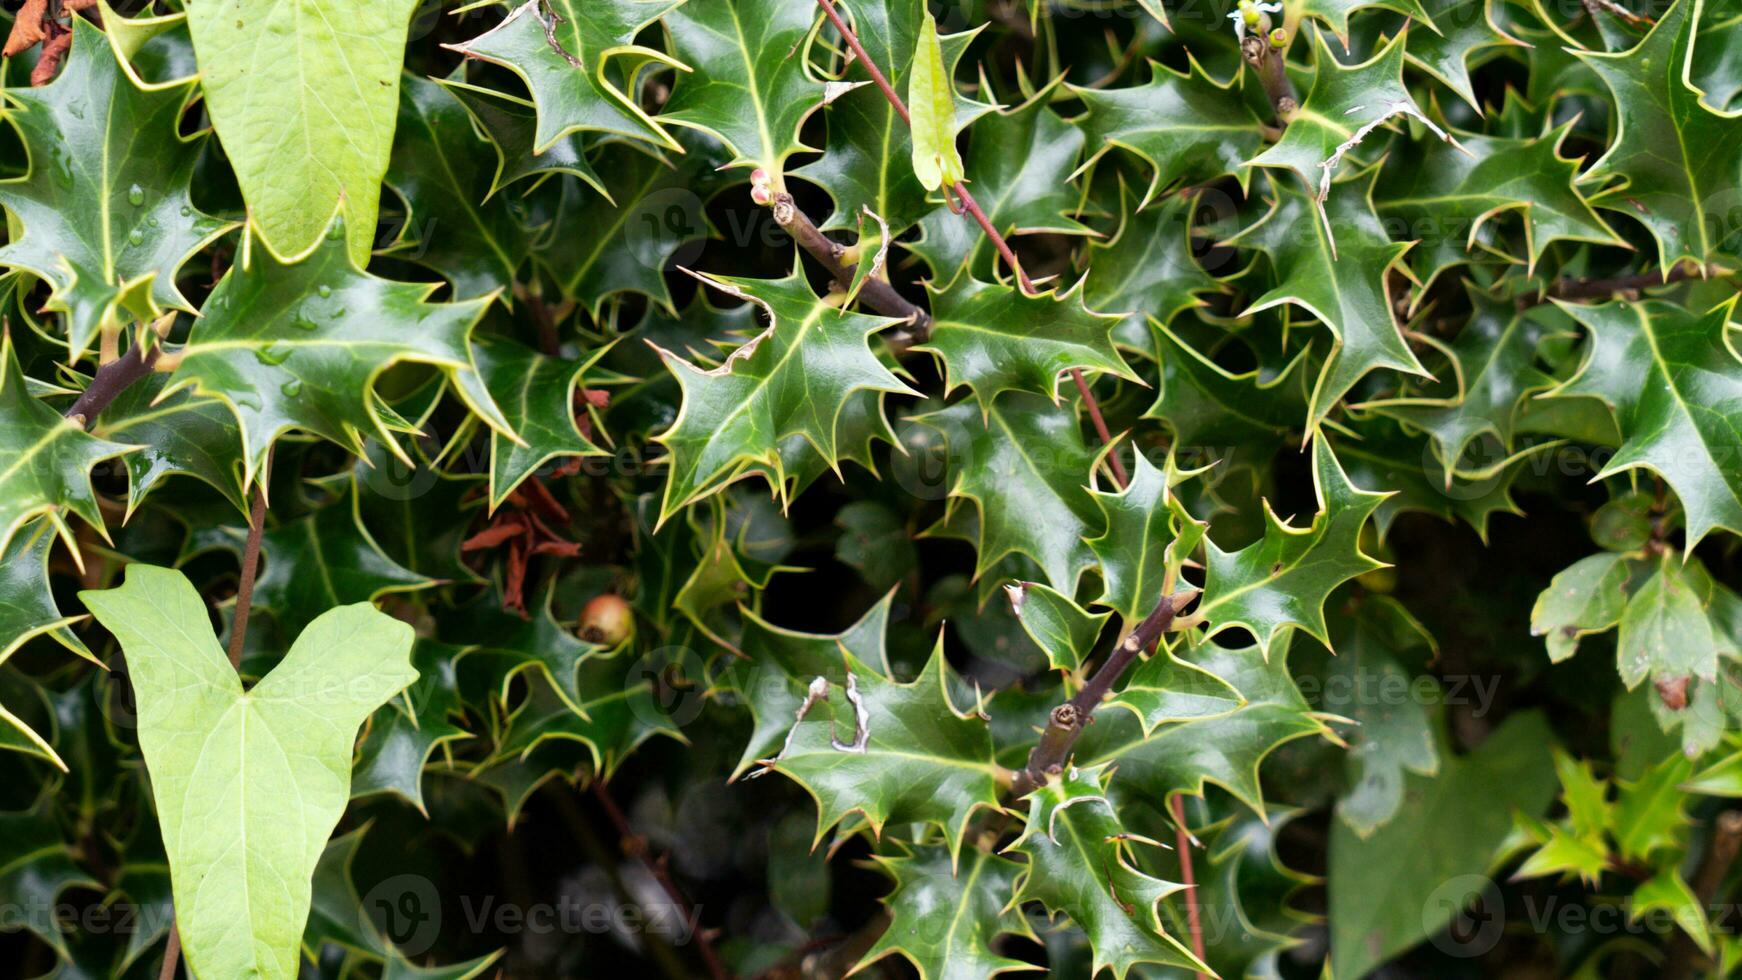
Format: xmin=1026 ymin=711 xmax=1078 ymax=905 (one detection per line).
xmin=1160 ymin=807 xmax=1318 ymax=978
xmin=81 ymin=564 xmax=417 ymax=980
xmin=0 ymin=334 xmax=135 ymax=565
xmin=0 ymin=796 xmax=99 ymax=958
xmin=1006 ymin=581 xmax=1110 ymax=672
xmin=659 ymin=0 xmax=830 ymax=176
xmin=651 ymin=265 xmax=914 ymax=522
xmin=909 ymin=393 xmax=1103 ymax=593
xmin=187 ymin=0 xmax=419 ymax=264
xmin=1324 ymin=597 xmax=1442 ymax=836
xmin=444 ymin=582 xmax=606 ymax=720
xmin=535 ymin=135 xmax=732 ymax=317
xmin=1085 ymin=452 xmax=1207 ymax=626
xmin=1250 ymin=30 xmax=1439 ymax=201
xmin=857 ymin=844 xmax=1038 ymax=980
xmin=352 ymin=640 xmax=473 ymax=814
xmin=908 ymin=81 xmax=1091 ymax=283
xmin=1009 ymin=765 xmax=1209 ymax=978
xmin=1297 ymin=0 xmax=1433 ymax=40
xmin=1329 ymin=712 xmax=1556 ymax=980
xmin=488 ymin=651 xmax=684 ymax=780
xmin=1196 ymin=436 xmax=1388 ymax=658
xmin=1374 ymin=125 xmax=1623 ymax=287
xmin=1079 ymin=634 xmax=1329 ymax=815
xmin=765 ymin=640 xmax=1002 ymax=863
xmin=470 ymin=335 xmax=608 ymax=509
xmin=164 ymin=217 xmax=509 ymax=489
xmin=1335 ymin=412 xmax=1538 ymax=542
xmin=1546 ymin=298 xmax=1742 ymax=545
xmin=444 ymin=0 xmax=681 ymax=156
xmin=1361 ymin=286 xmax=1556 ymax=470
xmin=437 ymin=77 xmax=600 ymax=198
xmin=1084 ymin=186 xmax=1227 ymax=350
xmin=251 ymin=478 xmax=434 ymax=640
xmin=915 ymin=277 xmax=1133 ymax=408
xmin=1071 ymin=57 xmax=1266 ymax=206
xmin=1404 ymin=0 xmax=1525 ymax=111
xmin=0 ymin=17 xmax=232 ymax=358
xmin=1143 ymin=318 xmax=1310 ymax=471
xmin=730 ymin=596 xmax=894 ymax=777
xmin=89 ymin=371 xmax=247 ymax=519
xmin=792 ymin=0 xmax=991 ymax=231
xmin=385 ymin=74 xmax=530 ymax=300
xmin=0 ymin=522 xmax=90 ymax=664
xmin=351 ymin=443 xmax=485 ymax=584
xmin=1574 ymin=0 xmax=1742 ymax=269
xmin=1225 ymin=173 xmax=1424 ymax=427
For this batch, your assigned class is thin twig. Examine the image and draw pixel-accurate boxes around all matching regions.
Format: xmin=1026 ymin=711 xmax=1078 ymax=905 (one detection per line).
xmin=226 ymin=484 xmax=268 ymax=669
xmin=1241 ymin=30 xmax=1296 ymax=121
xmin=65 ymin=340 xmax=159 ymax=428
xmin=156 ymin=926 xmax=181 ymax=980
xmin=590 ymin=781 xmax=730 ymax=980
xmin=1537 ymin=261 xmax=1710 ymax=303
xmin=1170 ymin=795 xmax=1208 ymax=978
xmin=770 ymin=192 xmax=929 ymax=349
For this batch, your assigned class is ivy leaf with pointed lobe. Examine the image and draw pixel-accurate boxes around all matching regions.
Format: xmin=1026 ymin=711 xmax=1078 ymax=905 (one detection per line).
xmin=1084 ymin=185 xmax=1228 ymax=351
xmin=909 ymin=393 xmax=1104 ymax=593
xmin=444 ymin=0 xmax=682 ymax=157
xmin=728 ymin=595 xmax=895 ymax=778
xmin=1225 ymin=173 xmax=1425 ymax=428
xmin=1545 ymin=298 xmax=1742 ymax=546
xmin=164 ymin=217 xmax=510 ymax=490
xmin=1574 ymin=0 xmax=1742 ymax=269
xmin=1250 ymin=29 xmax=1441 ymax=202
xmin=659 ymin=0 xmax=831 ymax=177
xmin=908 ymin=81 xmax=1091 ymax=283
xmin=651 ymin=264 xmax=915 ymax=522
xmin=0 ymin=17 xmax=232 ymax=359
xmin=81 ymin=564 xmax=417 ymax=980
xmin=1071 ymin=56 xmax=1267 ymax=206
xmin=0 ymin=334 xmax=135 ymax=565
xmin=1006 ymin=581 xmax=1110 ymax=672
xmin=857 ymin=844 xmax=1039 ymax=980
xmin=1196 ymin=436 xmax=1389 ymax=658
xmin=1531 ymin=551 xmax=1644 ymax=662
xmin=385 ymin=74 xmax=531 ymax=300
xmin=766 ymin=640 xmax=1003 ymax=864
xmin=1373 ymin=124 xmax=1624 ymax=289
xmin=915 ymin=276 xmax=1134 ymax=409
xmin=1009 ymin=765 xmax=1209 ymax=978
xmin=535 ymin=134 xmax=732 ymax=317
xmin=1085 ymin=451 xmax=1208 ymax=626
xmin=1080 ymin=634 xmax=1330 ymax=815
xmin=793 ymin=0 xmax=992 ymax=232
xmin=250 ymin=477 xmax=434 ymax=641
xmin=470 ymin=335 xmax=608 ymax=509
xmin=1403 ymin=0 xmax=1525 ymax=111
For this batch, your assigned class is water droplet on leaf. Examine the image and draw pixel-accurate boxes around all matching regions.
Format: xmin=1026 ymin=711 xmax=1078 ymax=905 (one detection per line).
xmin=127 ymin=184 xmax=144 ymax=206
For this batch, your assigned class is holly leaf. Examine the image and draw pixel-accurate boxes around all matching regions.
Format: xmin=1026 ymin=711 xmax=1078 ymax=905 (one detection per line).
xmin=1224 ymin=173 xmax=1425 ymax=427
xmin=437 ymin=76 xmax=600 ymax=199
xmin=730 ymin=594 xmax=895 ymax=778
xmin=1545 ymin=298 xmax=1742 ymax=545
xmin=915 ymin=276 xmax=1133 ymax=409
xmin=187 ymin=0 xmax=420 ymax=264
xmin=81 ymin=564 xmax=417 ymax=980
xmin=487 ymin=649 xmax=684 ymax=781
xmin=765 ymin=640 xmax=1003 ymax=863
xmin=0 ymin=333 xmax=135 ymax=565
xmin=908 ymin=81 xmax=1092 ymax=283
xmin=857 ymin=844 xmax=1039 ymax=980
xmin=89 ymin=371 xmax=247 ymax=519
xmin=470 ymin=334 xmax=608 ymax=509
xmin=1143 ymin=317 xmax=1310 ymax=472
xmin=793 ymin=0 xmax=991 ymax=232
xmin=352 ymin=640 xmax=474 ymax=814
xmin=1085 ymin=451 xmax=1207 ymax=626
xmin=1375 ymin=124 xmax=1623 ymax=287
xmin=164 ymin=216 xmax=510 ymax=489
xmin=385 ymin=74 xmax=531 ymax=300
xmin=1298 ymin=0 xmax=1434 ymax=41
xmin=251 ymin=478 xmax=434 ymax=641
xmin=1006 ymin=581 xmax=1110 ymax=672
xmin=1009 ymin=765 xmax=1209 ymax=977
xmin=1195 ymin=436 xmax=1389 ymax=658
xmin=444 ymin=581 xmax=607 ymax=720
xmin=660 ymin=0 xmax=830 ymax=176
xmin=0 ymin=17 xmax=232 ymax=358
xmin=651 ymin=264 xmax=914 ymax=522
xmin=444 ymin=0 xmax=682 ymax=157
xmin=0 ymin=795 xmax=99 ymax=958
xmin=1084 ymin=185 xmax=1228 ymax=350
xmin=1574 ymin=0 xmax=1742 ymax=269
xmin=1071 ymin=56 xmax=1266 ymax=206
xmin=1404 ymin=0 xmax=1526 ymax=111
xmin=0 ymin=521 xmax=91 ymax=665
xmin=909 ymin=393 xmax=1103 ymax=593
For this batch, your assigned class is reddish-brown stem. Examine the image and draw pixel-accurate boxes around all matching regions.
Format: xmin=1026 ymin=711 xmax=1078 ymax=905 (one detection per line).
xmin=65 ymin=339 xmax=159 ymax=428
xmin=1171 ymin=796 xmax=1208 ymax=978
xmin=591 ymin=781 xmax=730 ymax=980
xmin=156 ymin=926 xmax=181 ymax=980
xmin=226 ymin=484 xmax=268 ymax=669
